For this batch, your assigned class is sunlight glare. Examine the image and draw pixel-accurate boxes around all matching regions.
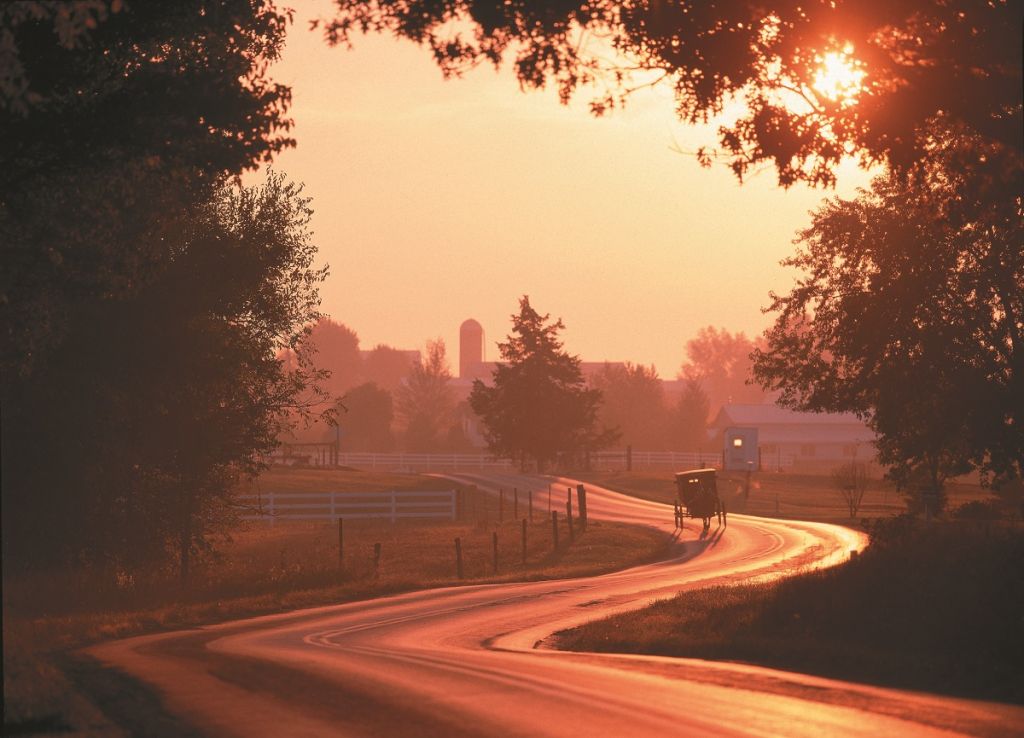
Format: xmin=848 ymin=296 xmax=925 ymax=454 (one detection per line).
xmin=812 ymin=45 xmax=866 ymax=106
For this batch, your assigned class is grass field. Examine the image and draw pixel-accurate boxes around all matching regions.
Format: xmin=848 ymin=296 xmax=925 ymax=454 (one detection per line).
xmin=556 ymin=519 xmax=1024 ymax=704
xmin=3 ymin=467 xmax=670 ymax=733
xmin=573 ymin=469 xmax=997 ymax=522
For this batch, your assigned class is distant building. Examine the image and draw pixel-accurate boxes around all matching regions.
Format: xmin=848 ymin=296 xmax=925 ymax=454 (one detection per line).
xmin=456 ymin=317 xmax=627 ymax=384
xmin=710 ymin=404 xmax=876 ymax=469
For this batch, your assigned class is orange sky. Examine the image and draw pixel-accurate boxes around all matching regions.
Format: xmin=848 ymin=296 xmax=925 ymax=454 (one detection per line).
xmin=255 ymin=1 xmax=872 ymax=376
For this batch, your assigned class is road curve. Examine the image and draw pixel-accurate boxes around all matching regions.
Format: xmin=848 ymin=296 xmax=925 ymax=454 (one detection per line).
xmin=87 ymin=475 xmax=1023 ymax=738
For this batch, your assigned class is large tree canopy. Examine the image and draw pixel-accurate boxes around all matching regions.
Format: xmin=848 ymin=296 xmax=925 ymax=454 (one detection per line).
xmin=321 ymin=0 xmax=1022 ymax=188
xmin=753 ymin=143 xmax=1022 ymax=500
xmin=2 ymin=172 xmax=325 ymax=571
xmin=1 ymin=0 xmax=294 ymax=379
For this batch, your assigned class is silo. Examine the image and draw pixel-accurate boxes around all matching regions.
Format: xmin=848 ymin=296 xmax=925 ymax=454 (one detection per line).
xmin=459 ymin=319 xmax=484 ymax=379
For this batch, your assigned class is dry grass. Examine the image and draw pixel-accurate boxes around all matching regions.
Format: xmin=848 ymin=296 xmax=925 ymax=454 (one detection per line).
xmin=557 ymin=521 xmax=1024 ymax=704
xmin=574 ymin=470 xmax=997 ymax=522
xmin=236 ymin=466 xmax=460 ymax=495
xmin=4 ymin=468 xmax=669 ymax=732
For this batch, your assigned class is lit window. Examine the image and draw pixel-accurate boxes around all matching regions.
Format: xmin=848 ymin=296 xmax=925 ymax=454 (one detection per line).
xmin=732 ymin=438 xmax=743 ymax=448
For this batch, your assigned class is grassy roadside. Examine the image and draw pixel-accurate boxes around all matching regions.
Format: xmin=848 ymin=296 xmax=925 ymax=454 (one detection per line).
xmin=4 ymin=468 xmax=670 ymax=733
xmin=556 ymin=519 xmax=1024 ymax=704
xmin=572 ymin=469 xmax=997 ymax=522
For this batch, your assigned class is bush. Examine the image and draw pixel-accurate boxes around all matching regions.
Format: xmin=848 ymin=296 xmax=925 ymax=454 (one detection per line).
xmin=952 ymin=500 xmax=1002 ymax=520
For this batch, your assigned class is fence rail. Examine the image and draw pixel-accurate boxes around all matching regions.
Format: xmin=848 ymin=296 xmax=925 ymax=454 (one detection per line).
xmin=264 ymin=449 xmax=796 ymax=471
xmin=236 ymin=489 xmax=457 ymax=524
xmin=266 ymin=448 xmax=520 ymax=472
xmin=589 ymin=450 xmax=724 ymax=469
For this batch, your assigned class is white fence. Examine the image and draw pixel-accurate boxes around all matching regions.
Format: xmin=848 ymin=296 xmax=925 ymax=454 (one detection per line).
xmin=589 ymin=450 xmax=723 ymax=470
xmin=336 ymin=453 xmax=516 ymax=471
xmin=236 ymin=489 xmax=458 ymax=524
xmin=265 ymin=449 xmax=793 ymax=472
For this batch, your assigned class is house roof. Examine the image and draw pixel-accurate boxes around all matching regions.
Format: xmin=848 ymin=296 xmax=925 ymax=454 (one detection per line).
xmin=711 ymin=404 xmax=875 ymax=445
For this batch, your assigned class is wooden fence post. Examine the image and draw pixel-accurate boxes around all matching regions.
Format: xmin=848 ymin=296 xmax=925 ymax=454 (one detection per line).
xmin=577 ymin=484 xmax=587 ymax=529
xmin=455 ymin=537 xmax=464 ymax=579
xmin=551 ymin=511 xmax=559 ymax=550
xmin=338 ymin=518 xmax=344 ymax=569
xmin=566 ymin=498 xmax=574 ymax=544
xmin=373 ymin=542 xmax=381 ymax=576
xmin=492 ymin=531 xmax=498 ymax=573
xmin=521 ymin=518 xmax=527 ymax=565
xmin=529 ymin=490 xmax=534 ymax=523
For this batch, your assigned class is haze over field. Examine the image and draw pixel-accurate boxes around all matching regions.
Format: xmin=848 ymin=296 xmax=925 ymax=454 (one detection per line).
xmin=257 ymin=0 xmax=872 ymax=371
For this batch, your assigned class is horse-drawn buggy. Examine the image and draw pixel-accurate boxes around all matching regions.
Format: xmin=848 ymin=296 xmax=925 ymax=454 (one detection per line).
xmin=674 ymin=468 xmax=726 ymax=533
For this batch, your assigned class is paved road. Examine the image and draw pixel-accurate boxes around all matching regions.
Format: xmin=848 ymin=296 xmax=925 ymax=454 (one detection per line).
xmin=88 ymin=474 xmax=1024 ymax=737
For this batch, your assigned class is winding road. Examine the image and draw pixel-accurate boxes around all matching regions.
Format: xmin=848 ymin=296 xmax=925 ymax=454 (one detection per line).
xmin=87 ymin=474 xmax=1024 ymax=737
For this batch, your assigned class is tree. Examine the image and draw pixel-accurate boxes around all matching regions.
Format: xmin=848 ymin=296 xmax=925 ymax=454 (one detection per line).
xmin=753 ymin=145 xmax=1022 ymax=511
xmin=363 ymin=344 xmax=414 ymax=392
xmin=2 ymin=172 xmax=325 ymax=575
xmin=306 ymin=318 xmax=363 ymax=398
xmin=395 ymin=339 xmax=456 ymax=452
xmin=469 ymin=297 xmax=617 ymax=470
xmin=1 ymin=1 xmax=295 ymax=381
xmin=832 ymin=461 xmax=869 ymax=519
xmin=591 ymin=363 xmax=669 ymax=449
xmin=670 ymin=378 xmax=711 ymax=451
xmin=320 ymin=0 xmax=1022 ymax=188
xmin=679 ymin=327 xmax=767 ymax=413
xmin=338 ymin=382 xmax=395 ymax=451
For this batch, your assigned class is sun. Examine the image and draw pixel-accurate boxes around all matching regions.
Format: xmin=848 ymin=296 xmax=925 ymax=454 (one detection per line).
xmin=812 ymin=45 xmax=866 ymax=106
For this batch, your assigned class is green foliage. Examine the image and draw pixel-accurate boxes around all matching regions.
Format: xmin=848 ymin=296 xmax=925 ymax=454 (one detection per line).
xmin=2 ymin=172 xmax=325 ymax=572
xmin=754 ymin=136 xmax=1023 ymax=504
xmin=469 ymin=297 xmax=617 ymax=470
xmin=320 ymin=0 xmax=1022 ymax=188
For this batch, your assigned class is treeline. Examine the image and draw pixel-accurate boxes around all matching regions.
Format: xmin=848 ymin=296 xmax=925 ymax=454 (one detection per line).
xmin=284 ymin=320 xmax=473 ymax=452
xmin=293 ymin=317 xmax=771 ymax=454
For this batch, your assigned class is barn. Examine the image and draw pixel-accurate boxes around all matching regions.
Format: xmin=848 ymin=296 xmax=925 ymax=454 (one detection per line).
xmin=710 ymin=404 xmax=877 ymax=471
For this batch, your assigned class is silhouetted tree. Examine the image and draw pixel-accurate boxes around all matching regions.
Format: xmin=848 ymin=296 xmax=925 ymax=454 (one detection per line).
xmin=306 ymin=318 xmax=363 ymax=399
xmin=591 ymin=363 xmax=669 ymax=449
xmin=670 ymin=378 xmax=711 ymax=450
xmin=832 ymin=461 xmax=869 ymax=519
xmin=320 ymin=0 xmax=1022 ymax=188
xmin=2 ymin=173 xmax=325 ymax=575
xmin=362 ymin=344 xmax=414 ymax=392
xmin=470 ymin=297 xmax=617 ymax=470
xmin=338 ymin=382 xmax=395 ymax=451
xmin=679 ymin=327 xmax=767 ymax=413
xmin=395 ymin=339 xmax=456 ymax=452
xmin=754 ymin=142 xmax=1022 ymax=510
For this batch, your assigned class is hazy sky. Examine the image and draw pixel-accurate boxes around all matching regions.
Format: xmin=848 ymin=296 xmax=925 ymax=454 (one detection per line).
xmin=256 ymin=1 xmax=873 ymax=376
